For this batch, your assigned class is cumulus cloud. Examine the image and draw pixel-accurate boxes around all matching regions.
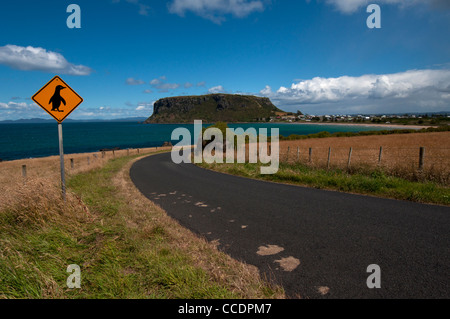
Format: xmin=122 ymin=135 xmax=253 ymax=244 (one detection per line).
xmin=208 ymin=85 xmax=226 ymax=93
xmin=260 ymin=69 xmax=450 ymax=114
xmin=168 ymin=0 xmax=266 ymax=23
xmin=0 ymin=45 xmax=92 ymax=75
xmin=260 ymin=85 xmax=273 ymax=96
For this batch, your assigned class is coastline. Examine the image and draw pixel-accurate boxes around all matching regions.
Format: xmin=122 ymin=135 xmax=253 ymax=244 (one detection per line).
xmin=288 ymin=122 xmax=433 ymax=129
xmin=149 ymin=121 xmax=433 ymax=130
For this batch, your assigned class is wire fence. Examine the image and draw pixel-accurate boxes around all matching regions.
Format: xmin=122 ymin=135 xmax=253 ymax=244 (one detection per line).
xmin=0 ymin=146 xmax=172 ymax=187
xmin=279 ymin=145 xmax=450 ymax=184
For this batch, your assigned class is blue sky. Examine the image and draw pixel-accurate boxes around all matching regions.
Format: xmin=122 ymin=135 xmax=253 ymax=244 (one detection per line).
xmin=0 ymin=0 xmax=449 ymax=120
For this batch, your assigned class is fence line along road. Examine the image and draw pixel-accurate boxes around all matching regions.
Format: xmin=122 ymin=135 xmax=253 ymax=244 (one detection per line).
xmin=10 ymin=146 xmax=172 ymax=182
xmin=280 ymin=146 xmax=450 ymax=171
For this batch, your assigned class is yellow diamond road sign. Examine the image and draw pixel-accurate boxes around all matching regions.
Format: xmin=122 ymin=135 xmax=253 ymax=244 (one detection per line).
xmin=32 ymin=76 xmax=83 ymax=123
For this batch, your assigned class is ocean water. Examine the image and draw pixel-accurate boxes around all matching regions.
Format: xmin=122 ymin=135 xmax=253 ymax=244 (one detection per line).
xmin=0 ymin=122 xmax=393 ymax=161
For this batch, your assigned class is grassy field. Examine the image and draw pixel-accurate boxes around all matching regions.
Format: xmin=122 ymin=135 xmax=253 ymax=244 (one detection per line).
xmin=0 ymin=149 xmax=283 ymax=298
xmin=278 ymin=131 xmax=450 ymax=185
xmin=198 ymin=131 xmax=450 ymax=206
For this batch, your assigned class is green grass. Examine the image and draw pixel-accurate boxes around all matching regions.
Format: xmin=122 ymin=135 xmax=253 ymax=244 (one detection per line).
xmin=198 ymin=162 xmax=450 ymax=206
xmin=0 ymin=153 xmax=281 ymax=299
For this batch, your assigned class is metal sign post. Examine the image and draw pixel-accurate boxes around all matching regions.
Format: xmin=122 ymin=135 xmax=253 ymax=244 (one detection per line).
xmin=58 ymin=123 xmax=66 ymax=200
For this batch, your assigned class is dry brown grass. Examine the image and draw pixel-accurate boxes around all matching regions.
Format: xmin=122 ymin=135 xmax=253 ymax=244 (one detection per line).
xmin=0 ymin=171 xmax=97 ymax=298
xmin=278 ymin=131 xmax=450 ymax=184
xmin=0 ymin=147 xmax=166 ymax=210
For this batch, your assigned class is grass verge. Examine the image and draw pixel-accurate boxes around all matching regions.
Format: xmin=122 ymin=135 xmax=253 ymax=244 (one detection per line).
xmin=197 ymin=162 xmax=450 ymax=206
xmin=0 ymin=153 xmax=284 ymax=298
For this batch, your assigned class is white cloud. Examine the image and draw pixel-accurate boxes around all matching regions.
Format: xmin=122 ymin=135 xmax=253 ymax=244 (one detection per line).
xmin=260 ymin=69 xmax=450 ymax=113
xmin=150 ymin=78 xmax=162 ymax=86
xmin=150 ymin=76 xmax=180 ymax=92
xmin=259 ymin=85 xmax=272 ymax=95
xmin=0 ymin=100 xmax=50 ymax=120
xmin=323 ymin=0 xmax=447 ymax=14
xmin=155 ymin=83 xmax=180 ymax=92
xmin=0 ymin=45 xmax=92 ymax=75
xmin=136 ymin=101 xmax=155 ymax=111
xmin=126 ymin=77 xmax=145 ymax=85
xmin=0 ymin=101 xmax=31 ymax=110
xmin=168 ymin=0 xmax=266 ymax=23
xmin=208 ymin=85 xmax=226 ymax=93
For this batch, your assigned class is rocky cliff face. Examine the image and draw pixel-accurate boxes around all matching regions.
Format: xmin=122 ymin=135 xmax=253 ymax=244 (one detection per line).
xmin=145 ymin=94 xmax=282 ymax=123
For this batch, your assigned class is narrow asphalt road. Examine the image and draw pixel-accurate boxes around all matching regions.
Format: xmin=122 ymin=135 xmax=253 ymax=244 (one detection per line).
xmin=130 ymin=152 xmax=449 ymax=298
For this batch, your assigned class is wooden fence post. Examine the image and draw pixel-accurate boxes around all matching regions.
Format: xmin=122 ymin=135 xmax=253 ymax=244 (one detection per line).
xmin=327 ymin=147 xmax=331 ymax=169
xmin=378 ymin=146 xmax=383 ymax=165
xmin=309 ymin=148 xmax=312 ymax=163
xmin=347 ymin=147 xmax=353 ymax=169
xmin=70 ymin=158 xmax=74 ymax=169
xmin=22 ymin=165 xmax=27 ymax=180
xmin=419 ymin=147 xmax=425 ymax=170
xmin=87 ymin=156 xmax=90 ymax=165
xmin=297 ymin=147 xmax=300 ymax=162
xmin=286 ymin=146 xmax=290 ymax=162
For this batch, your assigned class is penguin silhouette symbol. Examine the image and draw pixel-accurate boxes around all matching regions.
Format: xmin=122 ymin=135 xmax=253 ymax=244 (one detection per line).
xmin=49 ymin=85 xmax=66 ymax=112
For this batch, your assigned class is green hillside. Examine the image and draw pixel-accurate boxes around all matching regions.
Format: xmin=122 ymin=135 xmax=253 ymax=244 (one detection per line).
xmin=145 ymin=94 xmax=283 ymax=123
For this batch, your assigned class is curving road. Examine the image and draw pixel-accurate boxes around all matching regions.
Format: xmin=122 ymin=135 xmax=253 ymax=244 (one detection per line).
xmin=130 ymin=152 xmax=450 ymax=298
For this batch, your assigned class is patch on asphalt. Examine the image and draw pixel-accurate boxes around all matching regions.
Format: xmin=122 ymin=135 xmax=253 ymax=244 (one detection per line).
xmin=257 ymin=245 xmax=284 ymax=256
xmin=195 ymin=201 xmax=208 ymax=207
xmin=317 ymin=286 xmax=330 ymax=295
xmin=274 ymin=256 xmax=300 ymax=272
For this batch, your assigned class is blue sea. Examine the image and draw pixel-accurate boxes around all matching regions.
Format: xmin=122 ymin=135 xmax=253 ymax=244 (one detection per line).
xmin=0 ymin=121 xmax=395 ymax=161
